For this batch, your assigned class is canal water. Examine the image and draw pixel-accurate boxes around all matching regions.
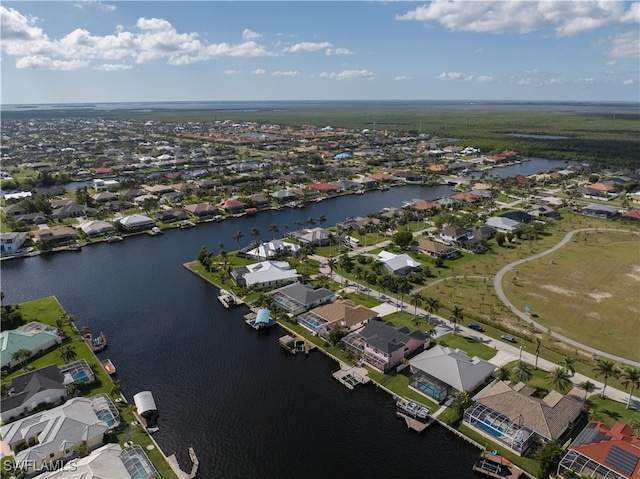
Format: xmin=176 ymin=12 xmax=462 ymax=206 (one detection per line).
xmin=1 ymin=162 xmax=561 ymax=477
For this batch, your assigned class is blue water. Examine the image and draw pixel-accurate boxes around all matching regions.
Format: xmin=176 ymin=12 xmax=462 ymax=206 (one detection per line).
xmin=96 ymin=409 xmax=117 ymax=427
xmin=73 ymin=371 xmax=90 ymax=383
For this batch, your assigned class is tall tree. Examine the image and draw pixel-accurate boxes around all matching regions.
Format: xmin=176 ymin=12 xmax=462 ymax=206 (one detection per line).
xmin=424 ymin=297 xmax=441 ymax=324
xmin=409 ymin=292 xmax=423 ymax=320
xmin=397 ymin=278 xmax=411 ymax=311
xmin=57 ymin=345 xmax=77 ymax=364
xmin=11 ymin=348 xmax=32 ymax=369
xmin=233 ymin=230 xmax=244 ymax=249
xmin=249 ymin=227 xmax=261 ymax=246
xmin=620 ymin=366 xmax=640 ymax=409
xmin=593 ymin=359 xmax=619 ymax=398
xmin=547 ymin=366 xmax=572 ymax=393
xmin=563 ymin=357 xmax=576 ymax=377
xmin=306 ymin=217 xmax=316 ymax=228
xmin=449 ymin=306 xmax=464 ymax=335
xmin=495 ymin=365 xmax=511 ymax=381
xmin=269 ymin=223 xmax=279 ymax=239
xmin=577 ymin=380 xmax=596 ymax=401
xmin=318 ymin=214 xmax=326 ymax=227
xmin=533 ymin=337 xmax=541 ymax=370
xmin=512 ymin=360 xmax=532 ymax=383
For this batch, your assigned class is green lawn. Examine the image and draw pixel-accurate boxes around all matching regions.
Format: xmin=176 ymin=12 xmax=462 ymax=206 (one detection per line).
xmin=436 ymin=333 xmax=498 ymax=361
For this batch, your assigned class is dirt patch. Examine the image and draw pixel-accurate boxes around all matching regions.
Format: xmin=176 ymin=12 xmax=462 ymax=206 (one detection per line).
xmin=541 ymin=284 xmax=577 ymax=296
xmin=625 ymin=265 xmax=640 ymax=282
xmin=587 ymin=291 xmax=613 ymax=302
xmin=585 ymin=311 xmax=600 ymax=318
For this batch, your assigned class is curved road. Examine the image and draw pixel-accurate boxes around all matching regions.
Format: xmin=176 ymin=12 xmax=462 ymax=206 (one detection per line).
xmin=493 ymin=228 xmax=640 ymax=367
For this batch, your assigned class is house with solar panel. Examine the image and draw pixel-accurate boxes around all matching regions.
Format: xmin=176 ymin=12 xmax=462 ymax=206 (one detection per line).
xmin=557 ymin=421 xmax=640 ymax=479
xmin=463 ymin=380 xmax=583 ymax=456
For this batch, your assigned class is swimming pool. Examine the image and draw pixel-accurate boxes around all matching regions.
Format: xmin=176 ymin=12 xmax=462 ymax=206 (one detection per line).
xmin=415 ymin=380 xmax=447 ymax=400
xmin=96 ymin=409 xmax=117 ymax=427
xmin=474 ymin=419 xmax=505 ymax=438
xmin=72 ymin=371 xmax=90 ymax=383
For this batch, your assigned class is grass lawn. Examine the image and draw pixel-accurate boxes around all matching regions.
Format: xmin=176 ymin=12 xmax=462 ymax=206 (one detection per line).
xmin=3 ymin=297 xmax=177 ymax=479
xmin=587 ymin=395 xmax=640 ymax=427
xmin=501 ymin=230 xmax=640 ymax=362
xmin=436 ymin=333 xmax=498 ymax=361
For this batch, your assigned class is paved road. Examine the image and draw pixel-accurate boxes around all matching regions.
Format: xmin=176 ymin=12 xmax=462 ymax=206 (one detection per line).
xmin=493 ymin=228 xmax=640 ymax=367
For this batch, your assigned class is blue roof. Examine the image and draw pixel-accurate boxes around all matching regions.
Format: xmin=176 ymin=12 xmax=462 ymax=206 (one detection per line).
xmin=256 ymin=309 xmax=271 ymax=324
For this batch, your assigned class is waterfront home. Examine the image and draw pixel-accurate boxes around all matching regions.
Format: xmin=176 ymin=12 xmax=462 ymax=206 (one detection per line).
xmin=485 ymin=216 xmax=522 ymax=233
xmin=250 ymin=194 xmax=270 ymax=209
xmin=415 ymin=239 xmax=460 ymax=259
xmin=267 ymin=282 xmax=335 ymax=315
xmin=0 ymin=365 xmax=67 ymax=424
xmin=377 ymin=251 xmax=422 ymax=277
xmin=440 ymin=226 xmax=470 ymax=245
xmin=450 ymin=191 xmax=480 ymax=203
xmin=231 ymin=260 xmax=300 ymax=290
xmin=298 ymin=299 xmax=377 ymax=340
xmin=581 ymin=203 xmax=619 ymax=219
xmin=270 ymin=189 xmax=298 ymax=203
xmin=154 ymin=208 xmax=188 ymax=223
xmin=464 ymin=380 xmax=583 ymax=456
xmin=184 ymin=202 xmax=219 ymax=218
xmin=0 ymin=232 xmax=27 ymax=255
xmin=309 ymin=182 xmax=341 ymax=195
xmin=342 ymin=320 xmax=428 ymax=373
xmin=93 ymin=178 xmax=120 ymax=191
xmin=217 ymin=197 xmax=247 ymax=214
xmin=52 ymin=202 xmax=98 ymax=219
xmin=36 ymin=443 xmax=160 ymax=479
xmin=0 ymin=322 xmax=61 ymax=369
xmin=557 ymin=421 xmax=640 ymax=479
xmin=0 ymin=395 xmax=118 ymax=474
xmin=77 ymin=220 xmax=116 ymax=238
xmin=408 ymin=346 xmax=496 ymax=403
xmin=288 ymin=227 xmax=331 ymax=246
xmin=117 ymin=214 xmax=155 ymax=231
xmin=33 ymin=226 xmax=78 ymax=246
xmin=245 ymin=240 xmax=301 ymax=261
xmin=393 ymin=171 xmax=423 ymax=183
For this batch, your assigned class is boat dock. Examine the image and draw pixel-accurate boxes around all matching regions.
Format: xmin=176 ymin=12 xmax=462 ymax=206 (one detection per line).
xmin=472 ymin=450 xmax=523 ymax=478
xmin=166 ymin=447 xmax=199 ymax=479
xmin=218 ymin=289 xmax=243 ymax=309
xmin=279 ymin=334 xmax=317 ymax=355
xmin=81 ymin=327 xmax=107 ymax=352
xmin=396 ymin=410 xmax=434 ymax=433
xmin=100 ymin=358 xmax=116 ymax=375
xmin=394 ymin=396 xmax=434 ymax=433
xmin=332 ymin=362 xmax=370 ymax=390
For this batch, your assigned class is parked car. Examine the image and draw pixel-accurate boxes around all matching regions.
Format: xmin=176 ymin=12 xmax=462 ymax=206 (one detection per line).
xmin=501 ymin=334 xmax=516 ymax=343
xmin=468 ymin=323 xmax=484 ymax=332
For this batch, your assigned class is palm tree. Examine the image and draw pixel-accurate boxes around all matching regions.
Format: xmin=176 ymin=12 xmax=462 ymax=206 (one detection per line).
xmin=533 ymin=337 xmax=541 ymax=370
xmin=397 ymin=278 xmax=411 ymax=312
xmin=547 ymin=366 xmax=572 ymax=393
xmin=269 ymin=223 xmax=279 ymax=239
xmin=306 ymin=217 xmax=316 ymax=228
xmin=327 ymin=258 xmax=337 ymax=280
xmin=449 ymin=306 xmax=464 ymax=335
xmin=495 ymin=365 xmax=511 ymax=381
xmin=110 ymin=379 xmax=123 ymax=399
xmin=57 ymin=345 xmax=77 ymax=364
xmin=563 ymin=356 xmax=576 ymax=377
xmin=217 ymin=242 xmax=224 ymax=255
xmin=512 ymin=360 xmax=532 ymax=383
xmin=318 ymin=214 xmax=326 ymax=228
xmin=294 ymin=220 xmax=303 ymax=231
xmin=11 ymin=348 xmax=32 ymax=370
xmin=577 ymin=380 xmax=596 ymax=400
xmin=409 ymin=292 xmax=423 ymax=320
xmin=593 ymin=359 xmax=619 ymax=398
xmin=424 ymin=297 xmax=441 ymax=324
xmin=283 ymin=224 xmax=289 ymax=237
xmin=620 ymin=366 xmax=640 ymax=409
xmin=233 ymin=230 xmax=244 ymax=249
xmin=249 ymin=227 xmax=261 ymax=246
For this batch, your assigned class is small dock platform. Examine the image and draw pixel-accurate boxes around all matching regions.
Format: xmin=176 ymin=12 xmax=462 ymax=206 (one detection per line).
xmin=244 ymin=308 xmax=277 ymax=330
xmin=81 ymin=327 xmax=107 ymax=352
xmin=472 ymin=450 xmax=523 ymax=478
xmin=396 ymin=411 xmax=434 ymax=433
xmin=332 ymin=363 xmax=370 ymax=390
xmin=279 ymin=334 xmax=317 ymax=355
xmin=218 ymin=289 xmax=243 ymax=309
xmin=166 ymin=447 xmax=199 ymax=479
xmin=101 ymin=358 xmax=116 ymax=375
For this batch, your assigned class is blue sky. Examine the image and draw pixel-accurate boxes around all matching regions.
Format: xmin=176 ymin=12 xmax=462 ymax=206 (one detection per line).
xmin=1 ymin=1 xmax=638 ymax=104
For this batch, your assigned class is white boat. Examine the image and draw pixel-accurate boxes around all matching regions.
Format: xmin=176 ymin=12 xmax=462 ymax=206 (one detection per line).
xmin=218 ymin=289 xmax=242 ymax=308
xmin=148 ymin=226 xmax=163 ymax=236
xmin=179 ymin=221 xmax=196 ymax=229
xmin=106 ymin=235 xmax=123 ymax=243
xmin=395 ymin=396 xmax=430 ymax=421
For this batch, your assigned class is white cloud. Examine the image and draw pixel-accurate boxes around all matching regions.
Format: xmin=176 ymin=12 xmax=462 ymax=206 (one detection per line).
xmin=574 ymin=78 xmax=595 ymax=84
xmin=0 ymin=7 xmax=276 ymax=70
xmin=320 ymin=70 xmax=374 ymax=80
xmin=96 ymin=63 xmax=131 ymax=71
xmin=437 ymin=72 xmax=463 ymax=80
xmin=284 ymin=41 xmax=333 ymax=53
xmin=605 ymin=60 xmax=618 ymax=66
xmin=272 ymin=70 xmax=300 ymax=76
xmin=224 ymin=69 xmax=241 ymax=75
xmin=608 ymin=31 xmax=640 ymax=58
xmin=251 ymin=68 xmax=266 ymax=75
xmin=622 ymin=78 xmax=635 ymax=85
xmin=242 ymin=29 xmax=263 ymax=41
xmin=326 ymin=47 xmax=352 ymax=55
xmin=397 ymin=0 xmax=639 ymax=36
xmin=395 ymin=75 xmax=411 ymax=81
xmin=73 ymin=1 xmax=116 ymax=13
xmin=474 ymin=75 xmax=494 ymax=83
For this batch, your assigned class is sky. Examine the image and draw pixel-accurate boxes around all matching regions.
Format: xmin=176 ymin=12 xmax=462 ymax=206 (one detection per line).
xmin=1 ymin=1 xmax=639 ymax=104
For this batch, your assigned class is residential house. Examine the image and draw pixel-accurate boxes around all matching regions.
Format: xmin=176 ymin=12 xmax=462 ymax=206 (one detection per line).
xmin=499 ymin=211 xmax=532 ymax=223
xmin=13 ymin=212 xmax=47 ymax=225
xmin=2 ymin=204 xmax=27 ymax=218
xmin=393 ymin=171 xmax=423 ymax=183
xmin=415 ymin=238 xmax=460 ymax=259
xmin=270 ymin=190 xmax=298 ymax=203
xmin=154 ymin=208 xmax=188 ymax=223
xmin=144 ymin=184 xmax=175 ymax=195
xmin=0 ymin=322 xmax=61 ymax=369
xmin=334 ymin=179 xmax=360 ymax=191
xmin=0 ymin=395 xmax=118 ymax=474
xmin=92 ymin=191 xmax=118 ymax=203
xmin=298 ymin=300 xmax=377 ymax=339
xmin=231 ymin=260 xmax=300 ymax=290
xmin=92 ymin=179 xmax=120 ymax=191
xmin=527 ymin=204 xmax=561 ymax=220
xmin=245 ymin=240 xmax=301 ymax=261
xmin=578 ymin=182 xmax=618 ymax=198
xmin=581 ymin=204 xmax=619 ymax=219
xmin=342 ymin=320 xmax=428 ymax=372
xmin=450 ymin=191 xmax=480 ymax=203
xmin=184 ymin=203 xmax=219 ymax=218
xmin=464 ymin=380 xmax=583 ymax=455
xmin=250 ymin=195 xmax=270 ymax=210
xmin=622 ymin=209 xmax=640 ymax=222
xmin=408 ymin=345 xmax=496 ymax=403
xmin=117 ymin=214 xmax=155 ymax=231
xmin=469 ymin=225 xmax=497 ymax=241
xmin=557 ymin=421 xmax=640 ymax=479
xmin=288 ymin=227 xmax=331 ymax=246
xmin=77 ymin=220 xmax=115 ymax=238
xmin=377 ymin=251 xmax=422 ymax=276
xmin=309 ymin=182 xmax=341 ymax=195
xmin=217 ymin=198 xmax=247 ymax=214
xmin=36 ymin=443 xmax=160 ymax=479
xmin=0 ymin=364 xmax=67 ymax=424
xmin=440 ymin=226 xmax=470 ymax=245
xmin=485 ymin=216 xmax=522 ymax=233
xmin=0 ymin=232 xmax=27 ymax=255
xmin=33 ymin=226 xmax=78 ymax=246
xmin=51 ymin=203 xmax=98 ymax=219
xmin=267 ymin=282 xmax=336 ymax=315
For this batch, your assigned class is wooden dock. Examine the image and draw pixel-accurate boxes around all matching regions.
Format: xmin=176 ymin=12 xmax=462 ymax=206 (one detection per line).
xmin=472 ymin=451 xmax=523 ymax=478
xmin=101 ymin=358 xmax=116 ymax=375
xmin=166 ymin=447 xmax=199 ymax=479
xmin=332 ymin=363 xmax=370 ymax=390
xmin=396 ymin=411 xmax=434 ymax=434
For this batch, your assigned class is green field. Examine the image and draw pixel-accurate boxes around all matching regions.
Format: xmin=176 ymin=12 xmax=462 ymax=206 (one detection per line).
xmin=502 ymin=230 xmax=640 ymax=362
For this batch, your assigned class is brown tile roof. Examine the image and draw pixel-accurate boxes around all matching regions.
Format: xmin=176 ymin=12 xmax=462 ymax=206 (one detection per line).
xmin=476 ymin=381 xmax=583 ymax=440
xmin=311 ymin=300 xmax=377 ymax=329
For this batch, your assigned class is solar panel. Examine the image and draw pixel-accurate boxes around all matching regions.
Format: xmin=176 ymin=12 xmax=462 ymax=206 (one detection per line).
xmin=572 ymin=423 xmax=611 ymax=447
xmin=604 ymin=445 xmax=639 ymax=477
